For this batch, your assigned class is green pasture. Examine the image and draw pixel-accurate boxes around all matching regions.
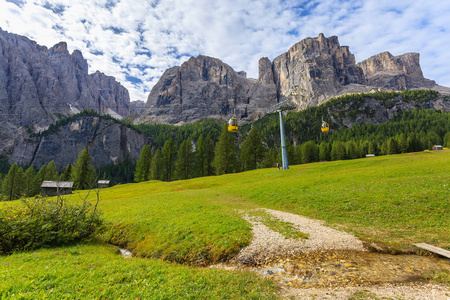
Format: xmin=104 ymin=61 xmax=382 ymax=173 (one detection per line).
xmin=0 ymin=243 xmax=276 ymax=299
xmin=91 ymin=150 xmax=449 ymax=260
xmin=1 ymin=150 xmax=449 ymax=298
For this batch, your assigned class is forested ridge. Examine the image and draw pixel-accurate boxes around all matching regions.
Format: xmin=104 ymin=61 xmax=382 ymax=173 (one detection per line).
xmin=1 ymin=90 xmax=449 ymax=200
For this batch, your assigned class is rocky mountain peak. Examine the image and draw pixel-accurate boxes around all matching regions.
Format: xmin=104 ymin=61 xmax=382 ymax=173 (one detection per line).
xmin=357 ymin=51 xmax=435 ymax=89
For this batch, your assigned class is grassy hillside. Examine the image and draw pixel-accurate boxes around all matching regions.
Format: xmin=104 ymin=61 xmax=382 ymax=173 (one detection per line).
xmin=1 ymin=150 xmax=449 ymax=298
xmin=93 ymin=150 xmax=448 ymax=261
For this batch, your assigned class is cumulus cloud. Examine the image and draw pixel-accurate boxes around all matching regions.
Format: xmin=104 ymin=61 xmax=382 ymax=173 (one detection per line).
xmin=1 ymin=0 xmax=449 ymax=101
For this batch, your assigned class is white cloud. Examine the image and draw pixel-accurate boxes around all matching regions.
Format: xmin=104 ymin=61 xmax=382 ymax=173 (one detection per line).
xmin=1 ymin=0 xmax=450 ymax=101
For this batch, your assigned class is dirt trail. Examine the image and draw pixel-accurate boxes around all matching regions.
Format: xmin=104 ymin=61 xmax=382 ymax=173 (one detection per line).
xmin=212 ymin=208 xmax=450 ymax=300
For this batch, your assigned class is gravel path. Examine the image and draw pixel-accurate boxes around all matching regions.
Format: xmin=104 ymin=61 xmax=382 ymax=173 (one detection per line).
xmin=226 ymin=208 xmax=450 ymax=300
xmin=232 ymin=208 xmax=365 ymax=265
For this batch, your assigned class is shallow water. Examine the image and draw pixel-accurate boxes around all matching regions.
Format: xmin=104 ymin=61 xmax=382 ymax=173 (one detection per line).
xmin=248 ymin=250 xmax=449 ymax=288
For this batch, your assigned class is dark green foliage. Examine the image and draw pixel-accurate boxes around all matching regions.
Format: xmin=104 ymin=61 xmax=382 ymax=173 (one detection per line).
xmin=0 ymin=194 xmax=103 ymax=254
xmin=72 ymin=148 xmax=96 ymax=190
xmin=96 ymin=156 xmax=135 ymax=186
xmin=301 ymin=141 xmax=319 ymax=163
xmin=2 ymin=163 xmax=24 ymax=201
xmin=319 ymin=142 xmax=331 ymax=161
xmin=161 ymin=139 xmax=176 ymax=181
xmin=330 ymin=141 xmax=346 ymax=161
xmin=195 ymin=133 xmax=215 ymax=177
xmin=134 ymin=145 xmax=152 ymax=182
xmin=240 ymin=126 xmax=267 ymax=171
xmin=387 ymin=138 xmax=398 ymax=155
xmin=23 ymin=166 xmax=40 ymax=198
xmin=46 ymin=160 xmax=59 ymax=181
xmin=0 ymin=155 xmax=11 ymax=175
xmin=175 ymin=138 xmax=195 ymax=180
xmin=61 ymin=164 xmax=73 ymax=181
xmin=213 ymin=126 xmax=239 ymax=175
xmin=150 ymin=149 xmax=163 ymax=180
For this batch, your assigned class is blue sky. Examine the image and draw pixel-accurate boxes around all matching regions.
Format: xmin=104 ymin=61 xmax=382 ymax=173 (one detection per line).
xmin=1 ymin=0 xmax=449 ymax=101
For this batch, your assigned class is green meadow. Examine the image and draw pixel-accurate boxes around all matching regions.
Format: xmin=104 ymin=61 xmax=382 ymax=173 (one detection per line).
xmin=1 ymin=150 xmax=449 ymax=298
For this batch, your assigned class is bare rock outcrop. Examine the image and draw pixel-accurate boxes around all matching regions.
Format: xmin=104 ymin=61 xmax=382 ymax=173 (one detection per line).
xmin=10 ymin=115 xmax=148 ymax=169
xmin=139 ymin=33 xmax=441 ymax=125
xmin=272 ymin=33 xmax=364 ymax=109
xmin=137 ymin=55 xmax=277 ymax=124
xmin=357 ymin=52 xmax=435 ymax=89
xmin=0 ymin=28 xmax=132 ymax=156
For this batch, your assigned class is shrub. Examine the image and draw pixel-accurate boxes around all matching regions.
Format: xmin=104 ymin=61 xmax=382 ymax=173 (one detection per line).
xmin=0 ymin=192 xmax=103 ymax=254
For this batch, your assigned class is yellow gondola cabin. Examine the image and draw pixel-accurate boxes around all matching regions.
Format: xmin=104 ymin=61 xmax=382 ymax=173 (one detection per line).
xmin=321 ymin=120 xmax=329 ymax=132
xmin=228 ymin=117 xmax=238 ymax=132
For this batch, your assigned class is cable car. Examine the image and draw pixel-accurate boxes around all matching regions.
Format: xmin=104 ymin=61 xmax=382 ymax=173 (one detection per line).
xmin=321 ymin=119 xmax=329 ymax=132
xmin=228 ymin=117 xmax=238 ymax=132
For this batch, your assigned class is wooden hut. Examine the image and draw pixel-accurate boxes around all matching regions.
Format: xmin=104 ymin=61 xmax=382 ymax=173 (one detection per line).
xmin=41 ymin=181 xmax=74 ymax=197
xmin=98 ymin=180 xmax=110 ymax=188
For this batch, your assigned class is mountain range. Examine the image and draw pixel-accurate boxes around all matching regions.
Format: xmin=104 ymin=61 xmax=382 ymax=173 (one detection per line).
xmin=0 ymin=28 xmax=449 ymax=169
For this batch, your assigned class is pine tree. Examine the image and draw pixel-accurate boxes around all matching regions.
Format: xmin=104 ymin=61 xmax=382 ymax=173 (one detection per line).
xmin=261 ymin=148 xmax=278 ymax=168
xmin=46 ymin=160 xmax=59 ymax=181
xmin=319 ymin=142 xmax=331 ymax=161
xmin=71 ymin=148 xmax=96 ymax=190
xmin=346 ymin=141 xmax=359 ymax=159
xmin=330 ymin=141 xmax=345 ymax=161
xmin=240 ymin=126 xmax=266 ymax=171
xmin=213 ymin=125 xmax=238 ymax=175
xmin=387 ymin=138 xmax=398 ymax=155
xmin=2 ymin=163 xmax=24 ymax=200
xmin=407 ymin=132 xmax=421 ymax=152
xmin=161 ymin=139 xmax=176 ymax=181
xmin=62 ymin=164 xmax=73 ymax=181
xmin=175 ymin=138 xmax=194 ymax=180
xmin=23 ymin=166 xmax=40 ymax=197
xmin=150 ymin=149 xmax=163 ymax=181
xmin=134 ymin=145 xmax=152 ymax=182
xmin=301 ymin=141 xmax=318 ymax=164
xmin=204 ymin=134 xmax=216 ymax=176
xmin=396 ymin=133 xmax=408 ymax=153
xmin=37 ymin=164 xmax=47 ymax=185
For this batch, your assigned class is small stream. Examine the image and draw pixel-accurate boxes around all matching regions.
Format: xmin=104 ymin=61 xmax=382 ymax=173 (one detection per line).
xmin=216 ymin=250 xmax=450 ymax=289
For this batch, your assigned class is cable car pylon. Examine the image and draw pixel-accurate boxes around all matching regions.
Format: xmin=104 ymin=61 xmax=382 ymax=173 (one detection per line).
xmin=266 ymin=99 xmax=296 ymax=170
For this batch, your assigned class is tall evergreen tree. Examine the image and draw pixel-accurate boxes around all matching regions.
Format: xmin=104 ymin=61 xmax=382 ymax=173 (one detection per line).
xmin=161 ymin=139 xmax=176 ymax=181
xmin=387 ymin=138 xmax=398 ymax=155
xmin=301 ymin=141 xmax=318 ymax=164
xmin=150 ymin=149 xmax=163 ymax=181
xmin=330 ymin=141 xmax=346 ymax=161
xmin=261 ymin=148 xmax=278 ymax=168
xmin=23 ymin=166 xmax=40 ymax=198
xmin=61 ymin=164 xmax=73 ymax=181
xmin=213 ymin=125 xmax=239 ymax=175
xmin=2 ymin=163 xmax=24 ymax=200
xmin=407 ymin=132 xmax=421 ymax=152
xmin=319 ymin=142 xmax=331 ymax=161
xmin=240 ymin=126 xmax=266 ymax=171
xmin=396 ymin=133 xmax=408 ymax=153
xmin=46 ymin=160 xmax=59 ymax=181
xmin=346 ymin=141 xmax=359 ymax=159
xmin=134 ymin=145 xmax=152 ymax=182
xmin=37 ymin=164 xmax=47 ymax=185
xmin=71 ymin=148 xmax=96 ymax=190
xmin=175 ymin=138 xmax=194 ymax=180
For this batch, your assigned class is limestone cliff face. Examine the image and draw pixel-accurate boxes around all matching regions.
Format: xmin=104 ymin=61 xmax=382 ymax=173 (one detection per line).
xmin=357 ymin=52 xmax=435 ymax=89
xmin=138 ymin=55 xmax=277 ymax=124
xmin=272 ymin=33 xmax=364 ymax=109
xmin=0 ymin=28 xmax=132 ymax=155
xmin=140 ymin=33 xmax=440 ymax=124
xmin=10 ymin=116 xmax=148 ymax=169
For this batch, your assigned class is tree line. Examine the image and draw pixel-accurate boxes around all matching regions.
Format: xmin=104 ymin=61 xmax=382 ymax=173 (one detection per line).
xmin=0 ymin=148 xmax=96 ymax=201
xmin=132 ymin=108 xmax=450 ymax=183
xmin=1 ymin=89 xmax=449 ymax=196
